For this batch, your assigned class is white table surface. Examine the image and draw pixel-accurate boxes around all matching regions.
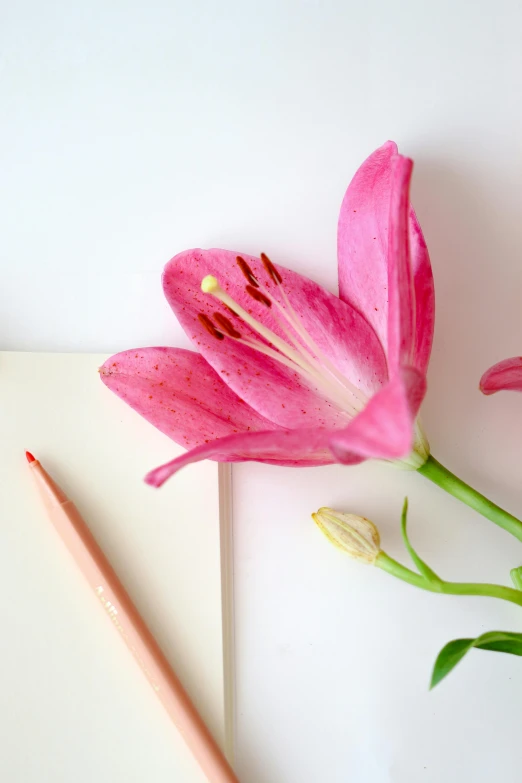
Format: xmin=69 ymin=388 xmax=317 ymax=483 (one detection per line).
xmin=2 ymin=2 xmax=522 ymax=781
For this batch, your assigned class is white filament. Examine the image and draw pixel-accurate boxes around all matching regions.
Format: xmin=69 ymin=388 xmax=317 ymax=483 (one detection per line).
xmin=201 ymin=274 xmax=366 ymax=417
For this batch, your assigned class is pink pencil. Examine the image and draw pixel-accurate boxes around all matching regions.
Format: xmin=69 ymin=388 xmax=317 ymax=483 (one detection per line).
xmin=27 ymin=452 xmax=239 ymax=783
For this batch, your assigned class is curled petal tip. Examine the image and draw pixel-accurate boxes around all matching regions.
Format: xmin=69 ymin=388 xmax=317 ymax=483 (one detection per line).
xmin=144 ymin=469 xmax=164 ymax=488
xmin=479 ymin=374 xmax=498 ymax=395
xmin=144 ymin=453 xmax=184 ymax=487
xmin=480 ymin=357 xmax=522 ymax=396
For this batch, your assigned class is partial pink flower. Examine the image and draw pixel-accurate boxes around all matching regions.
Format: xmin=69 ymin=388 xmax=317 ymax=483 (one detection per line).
xmin=100 ymin=142 xmax=434 ymax=486
xmin=337 ymin=142 xmax=434 ymax=376
xmin=480 ymin=357 xmax=522 ymax=395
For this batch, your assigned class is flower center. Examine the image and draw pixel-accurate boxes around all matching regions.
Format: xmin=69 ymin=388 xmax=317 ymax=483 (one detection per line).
xmin=200 ymin=255 xmax=368 ymax=417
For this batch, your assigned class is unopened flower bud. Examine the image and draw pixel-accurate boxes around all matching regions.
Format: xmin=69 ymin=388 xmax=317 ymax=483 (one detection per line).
xmin=312 ymin=507 xmax=381 ymax=564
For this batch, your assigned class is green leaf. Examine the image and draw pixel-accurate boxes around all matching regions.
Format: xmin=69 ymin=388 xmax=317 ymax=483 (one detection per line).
xmin=510 ymin=566 xmax=522 ymax=590
xmin=430 ymin=639 xmax=475 ymax=688
xmin=431 ymin=631 xmax=522 ymax=689
xmin=400 ymin=498 xmax=442 ymax=586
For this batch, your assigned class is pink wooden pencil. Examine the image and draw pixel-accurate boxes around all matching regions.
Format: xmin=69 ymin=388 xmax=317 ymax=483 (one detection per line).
xmin=26 ymin=451 xmax=239 ymax=783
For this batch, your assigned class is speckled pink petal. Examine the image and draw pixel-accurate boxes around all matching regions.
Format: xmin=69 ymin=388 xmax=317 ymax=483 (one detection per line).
xmin=99 ymin=347 xmax=282 ymax=453
xmin=387 ymin=155 xmax=416 ymax=370
xmin=142 ymin=366 xmax=425 ymax=487
xmin=337 ymin=142 xmax=434 ymax=374
xmin=480 ymin=357 xmax=522 ymax=395
xmin=328 ymin=366 xmax=426 ymax=462
xmin=144 ymin=427 xmax=342 ymax=487
xmin=338 ymin=142 xmax=397 ymax=348
xmin=162 ymin=248 xmax=388 ymax=430
xmin=409 ymin=205 xmax=435 ymax=376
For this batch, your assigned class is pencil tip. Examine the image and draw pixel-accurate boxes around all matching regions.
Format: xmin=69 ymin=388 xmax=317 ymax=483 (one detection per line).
xmin=25 ymin=451 xmax=36 ymax=463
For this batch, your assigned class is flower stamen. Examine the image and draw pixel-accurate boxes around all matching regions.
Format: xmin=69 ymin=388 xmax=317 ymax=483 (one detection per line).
xmin=276 ymin=284 xmax=367 ymax=406
xmin=200 ymin=274 xmax=362 ymax=416
xmin=255 ymin=254 xmax=368 ymax=407
xmin=201 ymin=276 xmax=327 ymax=377
xmin=246 ymin=285 xmax=272 ymax=307
xmin=213 ymin=312 xmax=242 ymax=338
xmin=260 ymin=252 xmax=283 ymax=284
xmin=198 ymin=312 xmax=224 ymax=340
xmin=236 ymin=256 xmax=259 ymax=287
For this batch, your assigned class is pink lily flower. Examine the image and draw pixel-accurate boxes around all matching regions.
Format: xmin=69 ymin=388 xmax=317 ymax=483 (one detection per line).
xmin=100 ymin=142 xmax=435 ymax=487
xmin=480 ymin=357 xmax=522 ymax=395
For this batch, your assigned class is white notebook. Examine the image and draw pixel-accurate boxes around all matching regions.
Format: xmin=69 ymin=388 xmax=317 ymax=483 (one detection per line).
xmin=0 ymin=351 xmax=234 ymax=782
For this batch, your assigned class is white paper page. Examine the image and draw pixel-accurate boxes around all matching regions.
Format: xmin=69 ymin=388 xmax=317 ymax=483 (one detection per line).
xmin=233 ymin=451 xmax=522 ymax=781
xmin=0 ymin=351 xmax=229 ymax=782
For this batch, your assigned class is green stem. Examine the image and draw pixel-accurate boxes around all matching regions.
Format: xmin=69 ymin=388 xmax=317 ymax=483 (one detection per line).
xmin=417 ymin=455 xmax=522 ymax=543
xmin=376 ymin=552 xmax=522 ymax=608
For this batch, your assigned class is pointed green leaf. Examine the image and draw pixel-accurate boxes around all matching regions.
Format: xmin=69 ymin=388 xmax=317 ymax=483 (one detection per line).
xmin=430 ymin=639 xmax=475 ymax=688
xmin=431 ymin=631 xmax=522 ymax=689
xmin=510 ymin=566 xmax=522 ymax=590
xmin=400 ymin=498 xmax=442 ymax=586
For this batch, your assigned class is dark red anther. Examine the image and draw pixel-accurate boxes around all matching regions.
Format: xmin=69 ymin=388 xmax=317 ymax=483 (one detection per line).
xmin=198 ymin=313 xmax=225 ymax=340
xmin=214 ymin=312 xmax=241 ymax=338
xmin=246 ymin=285 xmax=272 ymax=307
xmin=260 ymin=252 xmax=282 ymax=284
xmin=236 ymin=256 xmax=259 ymax=287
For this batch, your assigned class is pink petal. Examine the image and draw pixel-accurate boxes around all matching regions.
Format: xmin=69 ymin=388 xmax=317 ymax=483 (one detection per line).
xmin=337 ymin=142 xmax=434 ymax=374
xmin=328 ymin=367 xmax=426 ymax=462
xmin=162 ymin=249 xmax=387 ymax=430
xmin=100 ymin=347 xmax=280 ymax=453
xmin=338 ymin=142 xmax=396 ymax=348
xmin=145 ymin=428 xmax=339 ymax=487
xmin=480 ymin=357 xmax=522 ymax=395
xmin=409 ymin=206 xmax=435 ymax=376
xmin=387 ymin=155 xmax=416 ymax=370
xmin=143 ymin=366 xmax=425 ymax=488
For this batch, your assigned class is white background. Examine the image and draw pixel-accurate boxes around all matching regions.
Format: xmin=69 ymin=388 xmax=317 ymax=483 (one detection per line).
xmin=2 ymin=1 xmax=522 ymax=781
